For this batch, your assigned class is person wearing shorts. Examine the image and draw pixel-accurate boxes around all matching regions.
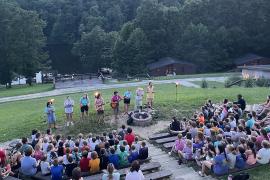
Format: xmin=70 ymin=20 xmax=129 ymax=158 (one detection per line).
xmin=123 ymin=90 xmax=132 ymax=114
xmin=80 ymin=93 xmax=89 ymax=120
xmin=64 ymin=96 xmax=74 ymax=126
xmin=45 ymin=100 xmax=56 ymax=129
xmin=95 ymin=93 xmax=105 ymax=123
xmin=146 ymin=82 xmax=154 ymax=109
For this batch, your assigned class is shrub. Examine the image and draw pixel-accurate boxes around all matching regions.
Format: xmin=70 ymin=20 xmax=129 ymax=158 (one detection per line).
xmin=255 ymin=77 xmax=270 ymax=87
xmin=201 ymin=79 xmax=208 ymax=88
xmin=224 ymin=75 xmax=242 ymax=88
xmin=244 ymin=78 xmax=255 ymax=88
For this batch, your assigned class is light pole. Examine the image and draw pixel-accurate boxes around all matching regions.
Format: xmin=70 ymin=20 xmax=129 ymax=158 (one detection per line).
xmin=175 ymin=82 xmax=180 ymax=102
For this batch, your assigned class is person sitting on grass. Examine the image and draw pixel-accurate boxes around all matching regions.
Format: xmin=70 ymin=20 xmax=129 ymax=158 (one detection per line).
xmin=65 ymin=156 xmax=78 ymax=178
xmin=226 ymin=145 xmax=236 ymax=170
xmin=119 ymin=146 xmax=129 ymax=167
xmin=72 ymin=167 xmax=83 ymax=180
xmin=257 ymin=95 xmax=270 ymax=118
xmin=0 ymin=149 xmax=13 ymax=178
xmin=125 ymin=160 xmax=144 ymax=180
xmin=51 ymin=158 xmax=64 ymax=180
xmin=102 ymin=163 xmax=120 ymax=180
xmin=256 ymin=140 xmax=270 ymax=164
xmin=109 ymin=147 xmax=120 ymax=169
xmin=198 ymin=143 xmax=229 ymax=177
xmin=89 ymin=151 xmax=100 ymax=174
xmin=128 ymin=145 xmax=139 ymax=163
xmin=245 ymin=141 xmax=257 ymax=166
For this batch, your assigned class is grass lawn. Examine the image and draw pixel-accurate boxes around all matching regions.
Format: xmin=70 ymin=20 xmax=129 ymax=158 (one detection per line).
xmin=0 ymin=84 xmax=269 ymax=178
xmin=0 ymin=83 xmax=54 ymax=98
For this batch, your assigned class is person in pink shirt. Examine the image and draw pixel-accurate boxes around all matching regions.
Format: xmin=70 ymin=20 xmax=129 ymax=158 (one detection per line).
xmin=173 ymin=134 xmax=185 ymax=152
xmin=34 ymin=144 xmax=43 ymax=161
xmin=245 ymin=141 xmax=257 ymax=165
xmin=256 ymin=129 xmax=269 ymax=149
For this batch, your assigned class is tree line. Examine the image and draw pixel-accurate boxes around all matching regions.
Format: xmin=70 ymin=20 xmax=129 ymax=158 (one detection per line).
xmin=1 ymin=0 xmax=270 ymax=86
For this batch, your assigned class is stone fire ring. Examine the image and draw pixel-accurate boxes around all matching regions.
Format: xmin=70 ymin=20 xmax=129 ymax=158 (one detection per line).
xmin=131 ymin=112 xmax=152 ymax=126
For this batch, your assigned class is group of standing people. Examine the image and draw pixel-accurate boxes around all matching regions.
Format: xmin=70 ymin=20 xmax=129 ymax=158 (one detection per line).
xmin=44 ymin=82 xmax=155 ymax=128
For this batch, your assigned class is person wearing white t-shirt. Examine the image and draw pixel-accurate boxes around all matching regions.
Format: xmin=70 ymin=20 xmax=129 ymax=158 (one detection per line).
xmin=125 ymin=160 xmax=144 ymax=180
xmin=257 ymin=140 xmax=270 ymax=164
xmin=64 ymin=96 xmax=74 ymax=126
xmin=40 ymin=156 xmax=50 ymax=175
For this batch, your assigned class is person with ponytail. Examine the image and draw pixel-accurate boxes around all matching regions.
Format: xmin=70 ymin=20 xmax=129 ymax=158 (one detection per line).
xmin=199 ymin=143 xmax=229 ymax=177
xmin=245 ymin=141 xmax=257 ymax=165
xmin=235 ymin=145 xmax=247 ymax=169
xmin=102 ymin=163 xmax=120 ymax=180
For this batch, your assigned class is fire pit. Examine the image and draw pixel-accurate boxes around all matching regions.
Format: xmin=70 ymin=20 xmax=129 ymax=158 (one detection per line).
xmin=131 ymin=111 xmax=152 ymax=126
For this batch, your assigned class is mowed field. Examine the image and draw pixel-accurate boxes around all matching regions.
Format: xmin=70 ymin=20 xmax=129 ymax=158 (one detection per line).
xmin=0 ymin=83 xmax=268 ymax=142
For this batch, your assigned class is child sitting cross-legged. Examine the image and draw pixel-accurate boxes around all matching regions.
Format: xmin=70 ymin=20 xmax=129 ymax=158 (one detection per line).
xmin=118 ymin=145 xmax=129 ymax=167
xmin=128 ymin=145 xmax=139 ymax=163
xmin=89 ymin=151 xmax=100 ymax=174
xmin=178 ymin=139 xmax=193 ymax=164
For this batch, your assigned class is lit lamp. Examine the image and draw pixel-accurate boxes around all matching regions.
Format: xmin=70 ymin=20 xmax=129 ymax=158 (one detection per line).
xmin=175 ymin=82 xmax=180 ymax=102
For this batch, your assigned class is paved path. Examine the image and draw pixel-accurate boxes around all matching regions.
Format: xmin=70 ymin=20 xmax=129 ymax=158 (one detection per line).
xmin=0 ymin=77 xmax=225 ymax=103
xmin=147 ymin=142 xmax=216 ymax=180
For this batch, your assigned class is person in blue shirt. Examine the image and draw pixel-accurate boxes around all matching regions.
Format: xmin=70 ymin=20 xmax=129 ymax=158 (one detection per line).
xmin=80 ymin=93 xmax=89 ymax=120
xmin=128 ymin=145 xmax=139 ymax=163
xmin=51 ymin=158 xmax=64 ymax=180
xmin=199 ymin=143 xmax=229 ymax=177
xmin=108 ymin=147 xmax=120 ymax=169
xmin=123 ymin=90 xmax=132 ymax=114
xmin=45 ymin=100 xmax=57 ymax=129
xmin=245 ymin=113 xmax=255 ymax=135
xmin=235 ymin=146 xmax=247 ymax=169
xmin=20 ymin=147 xmax=38 ymax=176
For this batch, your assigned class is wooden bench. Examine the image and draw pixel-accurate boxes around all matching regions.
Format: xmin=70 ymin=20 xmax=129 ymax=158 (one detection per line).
xmin=163 ymin=142 xmax=174 ymax=149
xmin=84 ymin=162 xmax=161 ymax=180
xmin=155 ymin=136 xmax=177 ymax=144
xmin=149 ymin=133 xmax=172 ymax=140
xmin=144 ymin=170 xmax=172 ymax=180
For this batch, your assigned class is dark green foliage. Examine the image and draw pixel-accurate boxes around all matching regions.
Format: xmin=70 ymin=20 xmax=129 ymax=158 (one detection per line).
xmin=201 ymin=79 xmax=208 ymax=88
xmin=224 ymin=76 xmax=243 ymax=88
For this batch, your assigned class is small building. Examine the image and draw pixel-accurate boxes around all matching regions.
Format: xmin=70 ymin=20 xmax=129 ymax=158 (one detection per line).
xmin=234 ymin=53 xmax=270 ymax=66
xmin=147 ymin=57 xmax=196 ymax=76
xmin=239 ymin=65 xmax=270 ymax=79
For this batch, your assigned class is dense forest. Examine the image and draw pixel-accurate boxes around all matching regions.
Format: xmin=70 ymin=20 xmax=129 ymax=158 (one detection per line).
xmin=1 ymin=0 xmax=270 ymax=85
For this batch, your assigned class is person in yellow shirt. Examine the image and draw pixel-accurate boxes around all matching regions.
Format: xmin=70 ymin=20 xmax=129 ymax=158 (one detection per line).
xmin=146 ymin=82 xmax=154 ymax=109
xmin=89 ymin=151 xmax=100 ymax=174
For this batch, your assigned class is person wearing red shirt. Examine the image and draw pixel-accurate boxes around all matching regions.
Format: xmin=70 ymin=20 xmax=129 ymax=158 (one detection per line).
xmin=79 ymin=151 xmax=90 ymax=172
xmin=124 ymin=127 xmax=135 ymax=147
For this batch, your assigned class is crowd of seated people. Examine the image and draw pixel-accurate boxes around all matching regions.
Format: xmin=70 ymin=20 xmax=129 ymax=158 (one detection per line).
xmin=0 ymin=125 xmax=148 ymax=180
xmin=169 ymin=94 xmax=270 ymax=177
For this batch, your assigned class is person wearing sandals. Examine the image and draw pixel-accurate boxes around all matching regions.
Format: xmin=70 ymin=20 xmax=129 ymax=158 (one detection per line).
xmin=198 ymin=143 xmax=229 ymax=177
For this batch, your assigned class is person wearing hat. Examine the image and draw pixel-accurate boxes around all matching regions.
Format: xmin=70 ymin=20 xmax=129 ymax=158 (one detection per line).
xmin=64 ymin=96 xmax=74 ymax=126
xmin=45 ymin=99 xmax=57 ymax=129
xmin=111 ymin=91 xmax=122 ymax=121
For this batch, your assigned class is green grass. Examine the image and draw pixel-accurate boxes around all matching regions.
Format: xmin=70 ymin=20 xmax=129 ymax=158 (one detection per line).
xmin=0 ymin=84 xmax=268 ymax=142
xmin=192 ymin=80 xmax=225 ymax=88
xmin=0 ymin=83 xmax=54 ymax=98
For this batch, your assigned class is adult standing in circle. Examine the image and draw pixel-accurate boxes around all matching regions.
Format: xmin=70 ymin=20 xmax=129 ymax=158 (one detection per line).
xmin=80 ymin=93 xmax=89 ymax=120
xmin=45 ymin=99 xmax=57 ymax=129
xmin=146 ymin=82 xmax=154 ymax=110
xmin=111 ymin=91 xmax=122 ymax=121
xmin=64 ymin=96 xmax=74 ymax=126
xmin=135 ymin=88 xmax=144 ymax=112
xmin=95 ymin=92 xmax=105 ymax=124
xmin=123 ymin=89 xmax=132 ymax=114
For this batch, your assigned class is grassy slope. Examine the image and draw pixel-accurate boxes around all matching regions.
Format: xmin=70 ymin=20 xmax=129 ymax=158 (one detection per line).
xmin=0 ymin=84 xmax=54 ymax=98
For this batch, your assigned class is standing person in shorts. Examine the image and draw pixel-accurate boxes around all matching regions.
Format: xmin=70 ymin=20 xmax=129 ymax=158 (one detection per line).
xmin=80 ymin=93 xmax=90 ymax=120
xmin=135 ymin=88 xmax=144 ymax=112
xmin=111 ymin=91 xmax=122 ymax=121
xmin=146 ymin=82 xmax=154 ymax=110
xmin=95 ymin=92 xmax=105 ymax=124
xmin=64 ymin=96 xmax=74 ymax=126
xmin=123 ymin=89 xmax=132 ymax=114
xmin=45 ymin=100 xmax=57 ymax=129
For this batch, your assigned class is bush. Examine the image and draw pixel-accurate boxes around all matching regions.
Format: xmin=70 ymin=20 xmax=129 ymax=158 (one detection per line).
xmin=255 ymin=77 xmax=270 ymax=87
xmin=201 ymin=79 xmax=208 ymax=88
xmin=224 ymin=75 xmax=242 ymax=88
xmin=244 ymin=78 xmax=255 ymax=88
